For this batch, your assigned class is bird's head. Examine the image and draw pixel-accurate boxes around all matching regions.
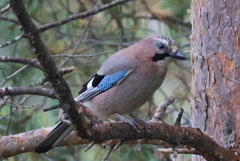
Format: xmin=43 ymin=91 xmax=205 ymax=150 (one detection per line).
xmin=149 ymin=35 xmax=187 ymax=62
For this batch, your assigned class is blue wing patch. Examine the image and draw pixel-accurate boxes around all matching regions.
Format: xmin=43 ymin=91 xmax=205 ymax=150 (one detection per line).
xmin=75 ymin=70 xmax=128 ymax=102
xmin=97 ymin=70 xmax=128 ymax=91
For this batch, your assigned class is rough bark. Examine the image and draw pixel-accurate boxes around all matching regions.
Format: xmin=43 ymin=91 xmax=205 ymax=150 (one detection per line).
xmin=0 ymin=121 xmax=237 ymax=160
xmin=191 ymin=0 xmax=240 ymax=160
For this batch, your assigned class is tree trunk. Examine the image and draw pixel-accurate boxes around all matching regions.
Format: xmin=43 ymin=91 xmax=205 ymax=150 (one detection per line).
xmin=191 ymin=0 xmax=240 ymax=160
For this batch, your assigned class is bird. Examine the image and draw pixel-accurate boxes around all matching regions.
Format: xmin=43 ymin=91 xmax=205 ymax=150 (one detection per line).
xmin=35 ymin=35 xmax=187 ymax=153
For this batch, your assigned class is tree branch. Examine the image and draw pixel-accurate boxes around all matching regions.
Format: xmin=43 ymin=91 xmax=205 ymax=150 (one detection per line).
xmin=0 ymin=34 xmax=24 ymax=48
xmin=0 ymin=16 xmax=19 ymax=25
xmin=9 ymin=0 xmax=87 ymax=137
xmin=0 ymin=121 xmax=237 ymax=161
xmin=158 ymin=148 xmax=197 ymax=154
xmin=0 ymin=87 xmax=58 ymax=99
xmin=141 ymin=0 xmax=191 ymax=29
xmin=0 ymin=56 xmax=42 ymax=69
xmin=38 ymin=0 xmax=132 ymax=33
xmin=0 ymin=56 xmax=75 ymax=76
xmin=0 ymin=4 xmax=10 ymax=14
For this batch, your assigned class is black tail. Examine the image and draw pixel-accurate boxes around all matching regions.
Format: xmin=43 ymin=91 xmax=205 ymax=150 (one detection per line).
xmin=35 ymin=121 xmax=73 ymax=153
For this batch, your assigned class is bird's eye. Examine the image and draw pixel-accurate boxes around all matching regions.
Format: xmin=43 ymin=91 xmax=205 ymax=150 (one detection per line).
xmin=156 ymin=43 xmax=167 ymax=51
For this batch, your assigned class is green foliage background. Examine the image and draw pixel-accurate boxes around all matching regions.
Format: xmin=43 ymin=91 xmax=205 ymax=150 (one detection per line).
xmin=0 ymin=0 xmax=191 ymax=160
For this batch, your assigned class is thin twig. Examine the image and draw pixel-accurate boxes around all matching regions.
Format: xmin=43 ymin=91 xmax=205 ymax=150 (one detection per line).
xmin=0 ymin=34 xmax=24 ymax=48
xmin=38 ymin=0 xmax=132 ymax=33
xmin=51 ymin=51 xmax=113 ymax=58
xmin=17 ymin=95 xmax=32 ymax=106
xmin=158 ymin=148 xmax=198 ymax=154
xmin=5 ymin=99 xmax=13 ymax=135
xmin=88 ymin=38 xmax=132 ymax=47
xmin=0 ymin=4 xmax=10 ymax=14
xmin=113 ymin=140 xmax=123 ymax=150
xmin=0 ymin=16 xmax=19 ymax=25
xmin=102 ymin=147 xmax=114 ymax=161
xmin=119 ymin=4 xmax=124 ymax=50
xmin=150 ymin=97 xmax=175 ymax=122
xmin=0 ymin=67 xmax=7 ymax=81
xmin=0 ymin=65 xmax=28 ymax=86
xmin=0 ymin=97 xmax=7 ymax=109
xmin=43 ymin=104 xmax=60 ymax=112
xmin=173 ymin=146 xmax=178 ymax=161
xmin=59 ymin=16 xmax=93 ymax=67
xmin=0 ymin=100 xmax=38 ymax=120
xmin=0 ymin=56 xmax=42 ymax=69
xmin=84 ymin=141 xmax=96 ymax=152
xmin=174 ymin=108 xmax=184 ymax=126
xmin=0 ymin=87 xmax=58 ymax=99
xmin=135 ymin=142 xmax=141 ymax=151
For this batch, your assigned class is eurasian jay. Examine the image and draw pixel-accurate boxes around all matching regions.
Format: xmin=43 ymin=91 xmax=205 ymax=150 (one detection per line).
xmin=35 ymin=35 xmax=187 ymax=153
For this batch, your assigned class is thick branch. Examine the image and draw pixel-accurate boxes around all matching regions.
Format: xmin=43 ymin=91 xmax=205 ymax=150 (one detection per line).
xmin=90 ymin=122 xmax=238 ymax=161
xmin=9 ymin=0 xmax=87 ymax=137
xmin=38 ymin=0 xmax=131 ymax=33
xmin=0 ymin=87 xmax=58 ymax=99
xmin=0 ymin=125 xmax=165 ymax=158
xmin=0 ymin=122 xmax=237 ymax=160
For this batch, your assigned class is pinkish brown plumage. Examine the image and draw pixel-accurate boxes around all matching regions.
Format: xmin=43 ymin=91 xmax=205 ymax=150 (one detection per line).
xmin=35 ymin=35 xmax=187 ymax=153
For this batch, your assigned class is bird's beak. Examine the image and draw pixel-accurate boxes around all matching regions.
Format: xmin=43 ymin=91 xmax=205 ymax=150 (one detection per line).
xmin=169 ymin=51 xmax=187 ymax=60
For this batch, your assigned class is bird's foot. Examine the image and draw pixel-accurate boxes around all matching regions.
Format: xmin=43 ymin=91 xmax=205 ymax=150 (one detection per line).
xmin=114 ymin=113 xmax=139 ymax=132
xmin=129 ymin=114 xmax=150 ymax=134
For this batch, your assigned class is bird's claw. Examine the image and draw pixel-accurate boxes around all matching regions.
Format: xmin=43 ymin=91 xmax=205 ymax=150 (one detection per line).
xmin=114 ymin=113 xmax=139 ymax=132
xmin=129 ymin=114 xmax=150 ymax=134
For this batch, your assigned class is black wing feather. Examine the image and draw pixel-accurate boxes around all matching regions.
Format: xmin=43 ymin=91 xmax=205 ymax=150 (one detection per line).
xmin=78 ymin=74 xmax=105 ymax=95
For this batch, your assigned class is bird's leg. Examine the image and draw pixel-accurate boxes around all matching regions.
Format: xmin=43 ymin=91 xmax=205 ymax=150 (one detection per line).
xmin=129 ymin=114 xmax=150 ymax=134
xmin=114 ymin=113 xmax=139 ymax=132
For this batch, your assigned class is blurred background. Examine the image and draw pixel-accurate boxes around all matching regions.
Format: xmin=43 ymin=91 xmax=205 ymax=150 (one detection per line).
xmin=0 ymin=0 xmax=191 ymax=160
